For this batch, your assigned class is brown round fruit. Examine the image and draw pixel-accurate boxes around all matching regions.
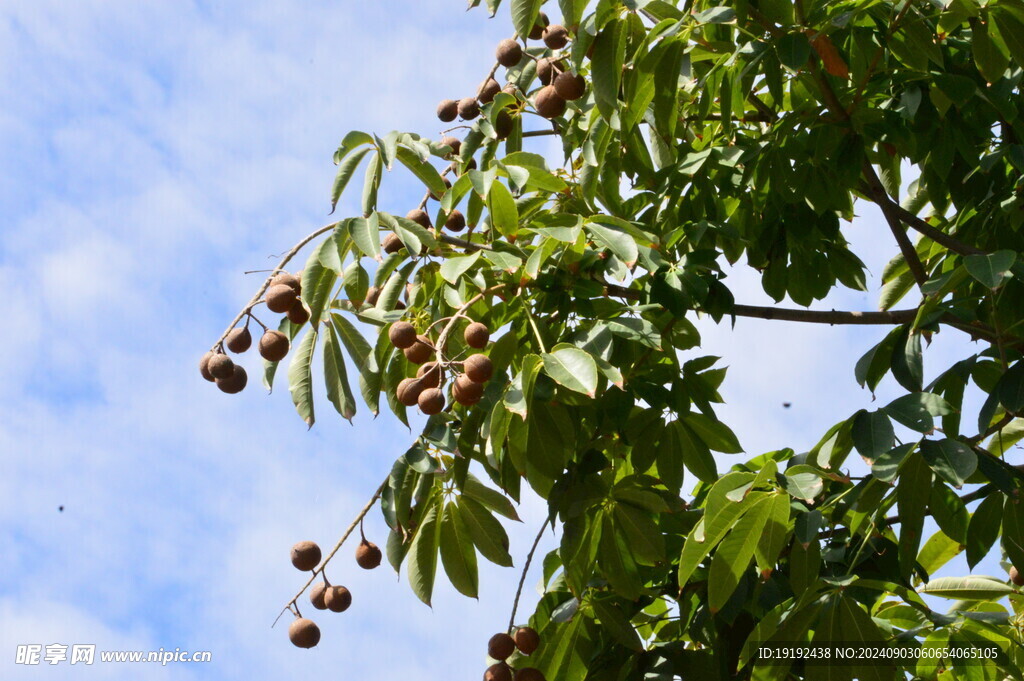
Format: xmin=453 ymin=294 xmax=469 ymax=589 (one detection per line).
xmin=291 ymin=541 xmax=321 ymax=571
xmin=199 ymin=352 xmax=215 ymax=382
xmin=215 ymin=364 xmax=248 ymax=394
xmin=1012 ymin=566 xmax=1024 ymax=586
xmin=537 ymin=57 xmax=560 ymax=85
xmin=514 ymin=668 xmax=545 ymax=681
xmin=383 ymin=232 xmax=404 ymax=254
xmin=464 ymin=354 xmax=494 ymax=383
xmin=445 ymin=210 xmax=466 ymax=232
xmin=535 ymin=86 xmax=566 ymax=119
xmin=440 ymin=136 xmax=462 ymax=156
xmin=226 ymin=327 xmax=252 ymax=353
xmin=494 ymin=110 xmax=514 ymax=140
xmin=418 ymin=387 xmax=445 ymax=415
xmin=288 ymin=618 xmax=320 ymax=649
xmin=488 ymin=632 xmax=516 ymax=661
xmin=453 ymin=374 xmax=484 ymax=406
xmin=389 ymin=321 xmax=418 ymax=349
xmin=458 ymin=97 xmax=480 ymax=120
xmin=208 ymin=353 xmax=235 ymax=380
xmin=365 ymin=286 xmax=380 ymax=306
xmin=464 ymin=322 xmax=490 ymax=348
xmin=259 ymin=330 xmax=290 ymax=362
xmin=553 ymin=71 xmax=586 ymax=101
xmin=325 ymin=585 xmax=352 ymax=612
xmin=310 ymin=581 xmax=329 ymax=610
xmin=437 ymin=99 xmax=459 ymax=122
xmin=404 ymin=335 xmax=434 ymax=364
xmin=543 ymin=24 xmax=569 ymax=49
xmin=502 ymin=83 xmax=518 ymax=96
xmin=407 ymin=208 xmax=432 ymax=228
xmin=478 ymin=78 xmax=501 ymax=104
xmin=485 ymin=663 xmax=513 ymax=681
xmin=496 ymin=38 xmax=523 ymax=67
xmin=529 ymin=12 xmax=550 ymax=40
xmin=417 ymin=362 xmax=441 ymax=389
xmin=355 ymin=539 xmax=382 ymax=569
xmin=266 ymin=284 xmax=298 ymax=313
xmin=396 ymin=377 xmax=424 ymax=407
xmin=287 ymin=301 xmax=310 ymax=325
xmin=271 ymin=272 xmax=301 ymax=293
xmin=514 ymin=626 xmax=540 ymax=655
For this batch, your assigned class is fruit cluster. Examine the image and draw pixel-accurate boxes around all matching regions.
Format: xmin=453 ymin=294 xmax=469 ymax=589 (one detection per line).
xmin=389 ymin=319 xmax=493 ymax=415
xmin=287 ymin=536 xmax=383 ymax=649
xmin=199 ymin=271 xmax=307 ymax=394
xmin=482 ymin=628 xmax=545 ymax=681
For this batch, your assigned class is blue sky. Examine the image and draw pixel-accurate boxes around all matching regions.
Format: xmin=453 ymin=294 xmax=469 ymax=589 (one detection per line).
xmin=0 ymin=1 xmax=1008 ymax=679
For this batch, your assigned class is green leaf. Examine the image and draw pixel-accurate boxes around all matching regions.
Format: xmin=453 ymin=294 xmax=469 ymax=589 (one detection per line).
xmin=288 ymin=327 xmax=318 ymax=428
xmin=462 ymin=474 xmax=520 ymax=521
xmin=322 ymin=321 xmax=356 ymax=421
xmin=929 ymin=481 xmax=968 ymax=544
xmin=919 ymin=575 xmax=1016 ymax=600
xmin=592 ymin=18 xmax=625 ymax=120
xmin=542 ymin=346 xmax=599 ymax=397
xmin=917 ymin=529 xmax=963 ymax=576
xmin=407 ymin=501 xmax=441 ymax=606
xmin=851 ymin=410 xmax=895 ymax=460
xmin=440 ymin=251 xmax=482 ymax=284
xmin=439 ymin=502 xmax=479 ymax=598
xmin=1003 ymin=492 xmax=1024 ymax=571
xmin=684 ymin=412 xmax=743 ymax=453
xmin=613 ymin=503 xmax=665 ymax=565
xmin=776 ymin=32 xmax=811 ymax=70
xmin=672 ymin=420 xmax=719 ymax=483
xmin=598 ymin=511 xmax=643 ymax=599
xmin=262 ymin=317 xmax=299 ymax=392
xmin=997 ymin=361 xmax=1024 ymax=413
xmin=488 ymin=181 xmax=519 ymax=237
xmin=755 ymin=493 xmax=791 ymax=576
xmin=457 ymin=497 xmax=514 ymax=567
xmin=964 ymin=249 xmax=1016 ymax=289
xmin=586 ymin=219 xmax=640 ymax=267
xmin=973 ymin=18 xmax=1010 ymax=83
xmin=330 ymin=313 xmax=380 ymax=415
xmin=591 ymin=598 xmax=643 ymax=651
xmin=301 ymin=255 xmax=339 ymax=328
xmin=709 ymin=495 xmax=772 ymax=613
xmin=349 ymin=213 xmax=382 ymax=260
xmin=884 ymin=392 xmax=953 ymax=433
xmin=330 ymin=148 xmax=371 ymax=214
xmin=678 ymin=492 xmax=761 ymax=588
xmin=362 ymin=152 xmax=383 ymax=217
xmin=986 ymin=418 xmax=1024 ymax=455
xmin=919 ymin=438 xmax=978 ymax=487
xmin=510 ymin=0 xmax=542 ymax=41
xmin=966 ymin=492 xmax=1003 ymax=569
xmin=897 ymin=452 xmax=931 ymax=579
xmin=533 ymin=607 xmax=590 ymax=681
xmin=395 ymin=146 xmax=447 ymax=199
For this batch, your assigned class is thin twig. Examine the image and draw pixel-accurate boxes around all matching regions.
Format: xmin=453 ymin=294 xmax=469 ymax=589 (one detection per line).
xmin=508 ymin=520 xmax=549 ymax=633
xmin=272 ymin=479 xmax=387 ymax=627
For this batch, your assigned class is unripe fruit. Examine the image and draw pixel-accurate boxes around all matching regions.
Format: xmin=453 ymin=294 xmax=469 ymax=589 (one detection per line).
xmin=494 ymin=110 xmax=514 ymax=140
xmin=529 ymin=12 xmax=549 ymax=40
xmin=485 ymin=663 xmax=513 ymax=681
xmin=464 ymin=322 xmax=490 ymax=348
xmin=389 ymin=321 xmax=418 ymax=349
xmin=464 ymin=354 xmax=494 ymax=383
xmin=226 ymin=327 xmax=251 ymax=353
xmin=406 ymin=208 xmax=432 ymax=228
xmin=535 ymin=86 xmax=566 ymax=119
xmin=417 ymin=362 xmax=441 ymax=389
xmin=404 ymin=335 xmax=434 ymax=364
xmin=396 ymin=377 xmax=424 ymax=406
xmin=199 ymin=352 xmax=215 ymax=382
xmin=1012 ymin=566 xmax=1024 ymax=586
xmin=437 ymin=99 xmax=459 ymax=122
xmin=418 ymin=387 xmax=445 ymax=415
xmin=208 ymin=353 xmax=235 ymax=380
xmin=266 ymin=284 xmax=298 ymax=313
xmin=291 ymin=541 xmax=322 ymax=571
xmin=310 ymin=581 xmax=329 ymax=610
xmin=271 ymin=272 xmax=301 ymax=293
xmin=478 ymin=78 xmax=501 ymax=104
xmin=453 ymin=374 xmax=484 ymax=406
xmin=325 ymin=585 xmax=352 ymax=612
xmin=383 ymin=232 xmax=404 ymax=254
xmin=553 ymin=71 xmax=586 ymax=101
xmin=537 ymin=57 xmax=560 ymax=85
xmin=543 ymin=24 xmax=569 ymax=49
xmin=287 ymin=301 xmax=310 ymax=325
xmin=288 ymin=618 xmax=320 ymax=648
xmin=259 ymin=330 xmax=290 ymax=362
xmin=216 ymin=364 xmax=247 ymax=394
xmin=445 ymin=210 xmax=466 ymax=232
xmin=356 ymin=539 xmax=382 ymax=569
xmin=514 ymin=627 xmax=540 ymax=655
xmin=488 ymin=632 xmax=516 ymax=660
xmin=458 ymin=97 xmax=480 ymax=120
xmin=440 ymin=136 xmax=462 ymax=156
xmin=496 ymin=39 xmax=523 ymax=67
xmin=514 ymin=668 xmax=545 ymax=681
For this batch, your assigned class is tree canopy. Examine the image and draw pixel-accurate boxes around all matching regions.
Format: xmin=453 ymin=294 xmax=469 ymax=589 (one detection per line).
xmin=203 ymin=0 xmax=1024 ymax=678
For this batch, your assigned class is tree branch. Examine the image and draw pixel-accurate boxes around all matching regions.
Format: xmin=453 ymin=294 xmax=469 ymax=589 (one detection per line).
xmin=861 ymin=161 xmax=928 ymax=286
xmin=508 ymin=520 xmax=549 ymax=633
